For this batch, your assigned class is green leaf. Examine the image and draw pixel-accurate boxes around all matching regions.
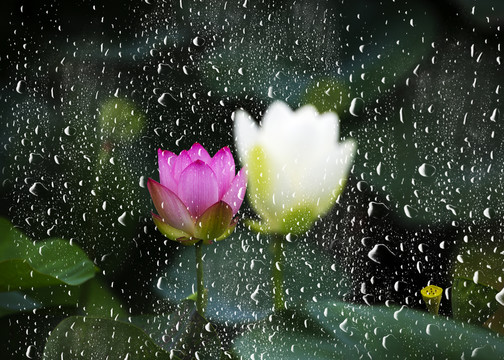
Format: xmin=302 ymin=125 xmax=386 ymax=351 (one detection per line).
xmin=232 ymin=310 xmax=337 ymax=360
xmin=43 ymin=316 xmax=175 ymax=360
xmin=447 ymin=0 xmax=504 ymax=29
xmin=198 ymin=1 xmax=437 ymax=111
xmin=0 ymin=218 xmax=98 ymax=292
xmin=349 ymin=32 xmax=503 ymax=225
xmin=131 ymin=301 xmax=222 ymax=360
xmin=80 ymin=277 xmax=128 ymax=318
xmin=308 ymin=300 xmax=504 ymax=359
xmin=0 ymin=291 xmax=41 ymax=317
xmin=155 ymin=229 xmax=348 ymax=323
xmin=452 ymin=277 xmax=500 ymax=325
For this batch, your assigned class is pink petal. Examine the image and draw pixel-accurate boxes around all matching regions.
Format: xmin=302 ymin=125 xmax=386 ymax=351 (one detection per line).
xmin=177 ymin=160 xmax=219 ymax=218
xmin=173 ymin=150 xmax=192 ymax=182
xmin=221 ymin=166 xmax=247 ymax=216
xmin=147 ymin=178 xmax=196 ymax=235
xmin=209 ymin=146 xmax=236 ymax=199
xmin=157 ymin=149 xmax=178 ymax=193
xmin=187 ymin=143 xmax=212 ymax=164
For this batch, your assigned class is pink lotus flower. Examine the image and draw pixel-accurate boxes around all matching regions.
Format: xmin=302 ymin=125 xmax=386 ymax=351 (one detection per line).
xmin=148 ymin=143 xmax=247 ymax=245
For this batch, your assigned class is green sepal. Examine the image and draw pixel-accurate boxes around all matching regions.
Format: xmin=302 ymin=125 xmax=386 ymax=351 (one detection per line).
xmin=196 ymin=201 xmax=233 ymax=244
xmin=152 ymin=213 xmax=194 ymax=244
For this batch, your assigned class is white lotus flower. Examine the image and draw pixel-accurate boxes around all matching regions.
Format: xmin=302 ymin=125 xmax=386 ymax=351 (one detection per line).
xmin=234 ymin=101 xmax=356 ymax=234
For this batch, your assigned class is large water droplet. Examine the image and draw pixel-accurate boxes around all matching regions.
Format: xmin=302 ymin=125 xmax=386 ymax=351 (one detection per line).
xmin=496 ymin=287 xmax=504 ymax=306
xmin=29 ymin=182 xmax=48 ymax=197
xmin=367 ymin=202 xmax=389 ymax=219
xmin=192 ymin=36 xmax=205 ymax=47
xmin=157 ymin=63 xmax=172 ymax=75
xmin=25 ymin=345 xmax=36 ymax=359
xmin=349 ymin=97 xmax=365 ymax=117
xmin=368 ymin=244 xmax=396 ymax=264
xmin=483 ymin=207 xmax=494 ymax=219
xmin=418 ymin=163 xmax=436 ymax=177
xmin=403 ymin=205 xmax=418 ymax=219
xmin=339 ymin=318 xmax=349 ymax=332
xmin=356 ymin=181 xmax=368 ymax=192
xmin=16 ymin=80 xmax=27 ymax=94
xmin=490 ymin=108 xmax=499 ymax=122
xmin=118 ymin=211 xmax=128 ymax=226
xmin=64 ymin=126 xmax=75 ymax=136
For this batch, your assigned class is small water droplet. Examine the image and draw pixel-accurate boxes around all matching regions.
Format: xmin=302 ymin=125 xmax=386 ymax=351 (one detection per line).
xmin=16 ymin=80 xmax=27 ymax=94
xmin=418 ymin=163 xmax=436 ymax=177
xmin=349 ymin=97 xmax=365 ymax=117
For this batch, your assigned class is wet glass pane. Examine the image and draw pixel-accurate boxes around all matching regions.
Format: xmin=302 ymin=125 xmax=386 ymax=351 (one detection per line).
xmin=1 ymin=0 xmax=503 ymax=358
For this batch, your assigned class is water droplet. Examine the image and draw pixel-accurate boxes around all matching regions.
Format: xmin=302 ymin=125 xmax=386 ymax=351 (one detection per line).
xmin=473 ymin=270 xmax=480 ymax=284
xmin=157 ymin=63 xmax=172 ymax=75
xmin=490 ymin=108 xmax=499 ymax=122
xmin=192 ymin=36 xmax=205 ymax=47
xmin=158 ymin=92 xmax=176 ymax=106
xmin=25 ymin=345 xmax=36 ymax=359
xmin=426 ymin=324 xmax=439 ymax=336
xmin=368 ymin=244 xmax=396 ymax=264
xmin=29 ymin=182 xmax=48 ymax=197
xmin=382 ymin=334 xmax=396 ymax=350
xmin=237 ymin=187 xmax=246 ymax=200
xmin=367 ymin=202 xmax=389 ymax=219
xmin=483 ymin=207 xmax=494 ymax=219
xmin=64 ymin=126 xmax=75 ymax=136
xmin=376 ymin=162 xmax=382 ymax=175
xmin=339 ymin=318 xmax=349 ymax=332
xmin=356 ymin=181 xmax=368 ymax=192
xmin=28 ymin=153 xmax=43 ymax=165
xmin=16 ymin=80 xmax=27 ymax=94
xmin=496 ymin=287 xmax=504 ymax=306
xmin=118 ymin=211 xmax=128 ymax=226
xmin=403 ymin=205 xmax=418 ymax=219
xmin=139 ymin=176 xmax=146 ymax=188
xmin=349 ymin=97 xmax=365 ymax=117
xmin=418 ymin=163 xmax=436 ymax=177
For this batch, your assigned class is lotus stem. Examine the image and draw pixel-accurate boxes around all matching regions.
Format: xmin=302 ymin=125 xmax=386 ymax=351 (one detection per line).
xmin=272 ymin=233 xmax=285 ymax=311
xmin=195 ymin=241 xmax=205 ymax=316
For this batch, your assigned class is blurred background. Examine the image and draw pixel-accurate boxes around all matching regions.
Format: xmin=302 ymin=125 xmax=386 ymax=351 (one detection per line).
xmin=1 ymin=0 xmax=503 ymax=358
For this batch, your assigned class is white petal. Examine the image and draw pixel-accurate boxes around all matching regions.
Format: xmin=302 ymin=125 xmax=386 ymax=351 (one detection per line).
xmin=313 ymin=139 xmax=357 ymax=214
xmin=261 ymin=101 xmax=293 ymax=132
xmin=233 ymin=109 xmax=259 ymax=162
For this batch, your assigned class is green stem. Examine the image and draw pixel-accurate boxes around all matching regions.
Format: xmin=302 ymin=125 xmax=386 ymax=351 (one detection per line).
xmin=272 ymin=233 xmax=285 ymax=311
xmin=195 ymin=241 xmax=205 ymax=316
